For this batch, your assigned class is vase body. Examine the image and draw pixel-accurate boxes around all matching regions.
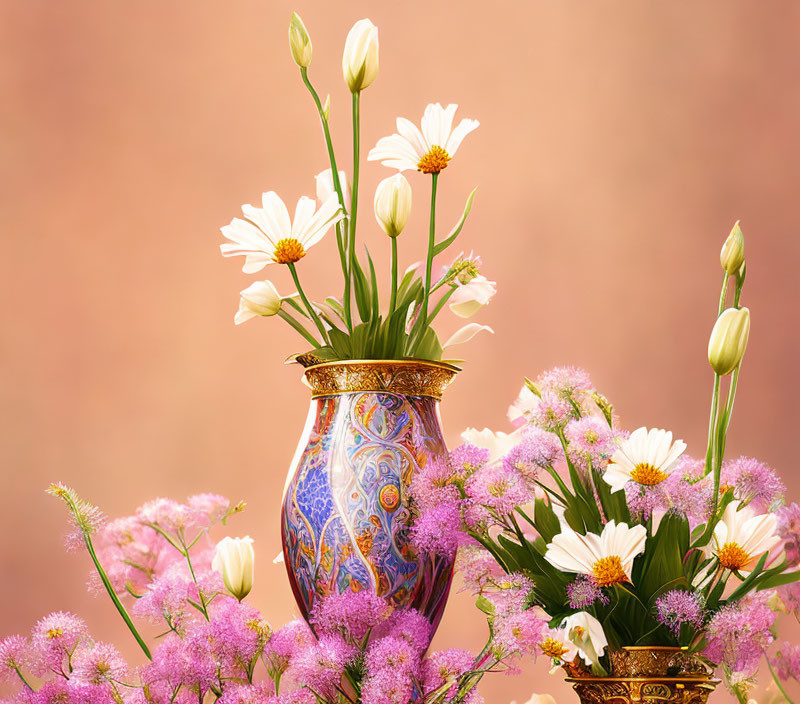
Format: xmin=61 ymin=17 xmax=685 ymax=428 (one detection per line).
xmin=563 ymin=647 xmax=719 ymax=704
xmin=280 ymin=360 xmax=459 ymax=633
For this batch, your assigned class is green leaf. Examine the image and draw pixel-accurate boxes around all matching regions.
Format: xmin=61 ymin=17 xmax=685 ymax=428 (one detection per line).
xmin=364 ymin=246 xmax=380 ymax=324
xmin=432 ymin=187 xmax=477 ymax=256
xmin=351 ymin=256 xmax=372 ymax=322
xmin=413 ymin=327 xmax=443 ymax=361
xmin=532 ymin=499 xmax=561 ymax=543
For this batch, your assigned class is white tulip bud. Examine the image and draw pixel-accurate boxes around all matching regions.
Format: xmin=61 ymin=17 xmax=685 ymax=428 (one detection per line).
xmin=212 ymin=536 xmax=255 ymax=601
xmin=342 ymin=19 xmax=379 ymax=93
xmin=235 ymin=281 xmax=281 ymax=325
xmin=322 ymin=94 xmax=331 ymax=121
xmin=288 ymin=13 xmax=312 ymax=68
xmin=374 ymin=174 xmax=412 ymax=238
xmin=720 ymin=221 xmax=745 ymax=275
xmin=448 ymin=275 xmax=497 ymax=318
xmin=708 ymin=306 xmax=750 ymax=376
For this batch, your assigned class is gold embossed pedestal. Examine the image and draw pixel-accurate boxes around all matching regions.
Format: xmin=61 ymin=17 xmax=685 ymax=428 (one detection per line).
xmin=280 ymin=360 xmax=459 ymax=637
xmin=564 ymin=647 xmax=719 ymax=704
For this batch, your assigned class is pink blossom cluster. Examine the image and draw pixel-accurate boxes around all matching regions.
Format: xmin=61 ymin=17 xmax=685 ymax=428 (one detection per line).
xmin=1 ymin=491 xmax=514 ymax=704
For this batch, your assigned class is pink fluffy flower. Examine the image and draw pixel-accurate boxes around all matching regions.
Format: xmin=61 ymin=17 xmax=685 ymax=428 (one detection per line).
xmin=133 ymin=571 xmax=199 ymax=633
xmin=410 ymin=502 xmax=465 ymax=559
xmin=137 ymin=498 xmax=194 ymax=534
xmin=71 ymin=642 xmax=127 ymax=685
xmin=263 ymin=619 xmax=314 ymax=679
xmin=778 ymin=503 xmax=800 ymax=566
xmin=564 ymin=417 xmax=618 ymax=470
xmin=309 ymin=591 xmax=390 ymax=642
xmin=421 ymin=648 xmax=475 ymax=700
xmin=566 ymin=575 xmax=609 ymax=610
xmin=529 ymin=392 xmax=574 ymax=432
xmin=143 ymin=632 xmax=217 ymax=697
xmin=372 ymin=609 xmax=433 ymax=652
xmin=409 ymin=458 xmax=460 ymax=510
xmin=28 ymin=679 xmax=116 ymax=704
xmin=289 ymin=634 xmax=355 ymax=698
xmin=456 ymin=545 xmax=505 ymax=596
xmin=361 ymin=665 xmax=415 ymax=704
xmin=536 ymin=366 xmax=594 ymax=400
xmin=484 ymin=573 xmax=533 ymax=616
xmin=655 ymin=590 xmax=705 ymax=637
xmin=492 ymin=609 xmax=548 ymax=658
xmin=502 ymin=428 xmax=562 ymax=480
xmin=30 ymin=612 xmax=89 ymax=675
xmin=217 ymin=682 xmax=275 ymax=704
xmin=365 ymin=636 xmax=421 ymax=676
xmin=703 ymin=592 xmax=776 ymax=676
xmin=193 ymin=598 xmax=266 ymax=679
xmin=0 ymin=635 xmax=28 ymax=683
xmin=465 ymin=465 xmax=531 ymax=518
xmin=187 ymin=494 xmax=231 ymax=527
xmin=772 ymin=642 xmax=800 ymax=682
xmin=720 ymin=457 xmax=785 ymax=512
xmin=662 ymin=457 xmax=714 ymax=528
xmin=448 ymin=444 xmax=491 ymax=479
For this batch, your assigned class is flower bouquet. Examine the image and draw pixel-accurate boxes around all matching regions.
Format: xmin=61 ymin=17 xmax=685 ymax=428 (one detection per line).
xmin=220 ymin=14 xmax=493 ymax=363
xmin=0 ymin=487 xmax=541 ymax=704
xmin=411 ymin=223 xmax=800 ymax=703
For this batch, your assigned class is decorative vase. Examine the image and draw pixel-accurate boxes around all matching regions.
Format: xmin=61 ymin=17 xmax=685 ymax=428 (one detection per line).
xmin=280 ymin=359 xmax=459 ymax=633
xmin=563 ymin=647 xmax=719 ymax=704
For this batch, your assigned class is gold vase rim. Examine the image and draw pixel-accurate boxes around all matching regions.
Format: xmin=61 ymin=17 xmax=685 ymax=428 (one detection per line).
xmin=300 ymin=358 xmax=460 ymax=399
xmin=620 ymin=646 xmax=689 ymax=652
xmin=564 ymin=676 xmax=719 ymax=684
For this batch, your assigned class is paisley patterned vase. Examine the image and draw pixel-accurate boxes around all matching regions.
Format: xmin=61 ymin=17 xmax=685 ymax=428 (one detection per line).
xmin=280 ymin=359 xmax=459 ymax=633
xmin=563 ymin=646 xmax=719 ymax=704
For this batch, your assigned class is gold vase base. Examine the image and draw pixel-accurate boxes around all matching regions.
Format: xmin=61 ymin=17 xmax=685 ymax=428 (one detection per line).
xmin=564 ymin=647 xmax=719 ymax=704
xmin=565 ymin=676 xmax=719 ymax=704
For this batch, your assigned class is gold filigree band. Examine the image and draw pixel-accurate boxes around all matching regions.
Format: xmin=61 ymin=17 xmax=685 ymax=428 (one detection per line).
xmin=301 ymin=359 xmax=460 ymax=399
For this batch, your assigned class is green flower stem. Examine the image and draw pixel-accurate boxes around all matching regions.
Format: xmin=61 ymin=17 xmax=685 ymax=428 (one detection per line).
xmin=389 ymin=236 xmax=398 ymax=315
xmin=426 ymin=286 xmax=456 ymax=327
xmin=287 ymin=263 xmax=330 ymax=345
xmin=417 ymin=172 xmax=439 ymax=340
xmin=299 ymin=68 xmax=351 ymax=329
xmin=83 ymin=536 xmax=152 ymax=660
xmin=767 ymin=659 xmax=794 ymax=704
xmin=347 ymin=92 xmax=361 ymax=327
xmin=718 ymin=271 xmax=729 ymax=315
xmin=12 ymin=666 xmax=32 ymax=690
xmin=179 ymin=533 xmax=210 ymax=621
xmin=278 ymin=309 xmax=321 ymax=348
xmin=704 ymin=374 xmax=721 ymax=476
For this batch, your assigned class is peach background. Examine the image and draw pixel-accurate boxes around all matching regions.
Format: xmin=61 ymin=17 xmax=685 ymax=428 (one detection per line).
xmin=2 ymin=1 xmax=800 ymax=702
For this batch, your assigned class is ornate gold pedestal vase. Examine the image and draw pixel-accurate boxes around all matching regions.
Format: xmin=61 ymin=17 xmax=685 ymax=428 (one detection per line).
xmin=280 ymin=359 xmax=459 ymax=635
xmin=564 ymin=647 xmax=719 ymax=704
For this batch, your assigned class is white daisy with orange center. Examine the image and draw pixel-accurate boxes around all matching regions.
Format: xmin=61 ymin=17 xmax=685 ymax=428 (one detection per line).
xmin=367 ymin=103 xmax=479 ymax=174
xmin=603 ymin=427 xmax=686 ymax=493
xmin=544 ymin=521 xmax=647 ymax=587
xmin=220 ymin=191 xmax=344 ymax=272
xmin=710 ymin=500 xmax=781 ymax=575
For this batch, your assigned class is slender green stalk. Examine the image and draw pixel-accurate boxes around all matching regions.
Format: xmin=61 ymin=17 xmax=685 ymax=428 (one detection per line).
xmin=418 ymin=172 xmax=439 ymax=338
xmin=84 ymin=537 xmax=152 ymax=659
xmin=767 ymin=659 xmax=794 ymax=704
xmin=12 ymin=666 xmax=32 ymax=690
xmin=299 ymin=67 xmax=351 ymax=330
xmin=389 ymin=237 xmax=398 ymax=315
xmin=287 ymin=263 xmax=329 ymax=345
xmin=427 ymin=287 xmax=456 ymax=326
xmin=718 ymin=271 xmax=729 ymax=315
xmin=346 ymin=92 xmax=362 ymax=326
xmin=278 ymin=309 xmax=320 ymax=347
xmin=704 ymin=374 xmax=721 ymax=476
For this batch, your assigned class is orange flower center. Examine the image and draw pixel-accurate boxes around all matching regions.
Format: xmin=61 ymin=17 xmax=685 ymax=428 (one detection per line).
xmin=46 ymin=628 xmax=64 ymax=640
xmin=417 ymin=145 xmax=451 ymax=174
xmin=630 ymin=462 xmax=668 ymax=486
xmin=717 ymin=541 xmax=751 ymax=571
xmin=592 ymin=555 xmax=627 ymax=586
xmin=272 ymin=238 xmax=305 ymax=264
xmin=541 ymin=637 xmax=569 ymax=659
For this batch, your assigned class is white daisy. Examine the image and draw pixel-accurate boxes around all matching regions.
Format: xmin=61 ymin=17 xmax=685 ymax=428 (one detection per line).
xmin=367 ymin=103 xmax=479 ymax=174
xmin=220 ymin=191 xmax=344 ymax=273
xmin=603 ymin=427 xmax=686 ymax=493
xmin=539 ymin=628 xmax=579 ymax=665
xmin=544 ymin=521 xmax=647 ymax=587
xmin=709 ymin=500 xmax=781 ymax=574
xmin=460 ymin=426 xmax=522 ymax=463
